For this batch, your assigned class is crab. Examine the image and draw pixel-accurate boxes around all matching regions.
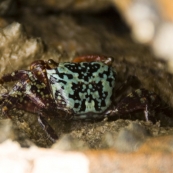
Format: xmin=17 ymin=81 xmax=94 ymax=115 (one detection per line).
xmin=0 ymin=55 xmax=170 ymax=142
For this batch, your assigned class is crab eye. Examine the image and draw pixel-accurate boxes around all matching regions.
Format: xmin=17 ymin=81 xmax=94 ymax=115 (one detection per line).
xmin=47 ymin=59 xmax=58 ymax=68
xmin=48 ymin=59 xmax=54 ymax=64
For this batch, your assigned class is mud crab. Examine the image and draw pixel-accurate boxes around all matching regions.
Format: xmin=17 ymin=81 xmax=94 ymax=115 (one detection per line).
xmin=0 ymin=55 xmax=170 ymax=141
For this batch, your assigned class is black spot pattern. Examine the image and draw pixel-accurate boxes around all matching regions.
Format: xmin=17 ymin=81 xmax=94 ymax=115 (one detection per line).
xmin=64 ymin=62 xmax=101 ymax=81
xmin=47 ymin=62 xmax=116 ymax=115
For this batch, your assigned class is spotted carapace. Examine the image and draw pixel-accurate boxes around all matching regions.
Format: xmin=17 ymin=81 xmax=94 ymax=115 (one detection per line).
xmin=0 ymin=55 xmax=170 ymax=141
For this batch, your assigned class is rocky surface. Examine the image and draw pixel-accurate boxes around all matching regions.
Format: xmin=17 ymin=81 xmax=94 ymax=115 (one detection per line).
xmin=0 ymin=138 xmax=173 ymax=173
xmin=0 ymin=18 xmax=172 ymax=148
xmin=18 ymin=0 xmax=112 ymax=12
xmin=112 ymin=0 xmax=173 ymax=73
xmin=0 ymin=1 xmax=173 ymax=172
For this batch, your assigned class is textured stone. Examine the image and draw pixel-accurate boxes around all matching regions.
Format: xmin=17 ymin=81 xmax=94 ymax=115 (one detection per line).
xmin=19 ymin=0 xmax=111 ymax=12
xmin=0 ymin=3 xmax=173 ymax=171
xmin=0 ymin=22 xmax=64 ymax=76
xmin=0 ymin=22 xmax=44 ymax=75
xmin=0 ymin=139 xmax=173 ymax=173
xmin=112 ymin=0 xmax=173 ymax=73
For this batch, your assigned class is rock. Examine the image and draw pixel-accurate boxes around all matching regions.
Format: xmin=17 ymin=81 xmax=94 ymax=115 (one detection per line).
xmin=0 ymin=0 xmax=17 ymax=16
xmin=18 ymin=0 xmax=111 ymax=12
xmin=0 ymin=139 xmax=173 ymax=173
xmin=0 ymin=22 xmax=64 ymax=76
xmin=0 ymin=119 xmax=14 ymax=143
xmin=112 ymin=0 xmax=173 ymax=73
xmin=0 ymin=0 xmax=172 ymax=152
xmin=52 ymin=134 xmax=88 ymax=151
xmin=0 ymin=22 xmax=44 ymax=75
xmin=113 ymin=122 xmax=151 ymax=152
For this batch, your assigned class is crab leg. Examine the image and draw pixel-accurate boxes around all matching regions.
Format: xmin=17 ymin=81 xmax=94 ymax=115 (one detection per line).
xmin=1 ymin=80 xmax=26 ymax=117
xmin=0 ymin=79 xmax=46 ymax=116
xmin=113 ymin=75 xmax=141 ymax=100
xmin=144 ymin=105 xmax=149 ymax=121
xmin=1 ymin=92 xmax=58 ymax=141
xmin=38 ymin=115 xmax=58 ymax=142
xmin=0 ymin=70 xmax=29 ymax=84
xmin=108 ymin=88 xmax=162 ymax=121
xmin=0 ymin=78 xmax=59 ymax=141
